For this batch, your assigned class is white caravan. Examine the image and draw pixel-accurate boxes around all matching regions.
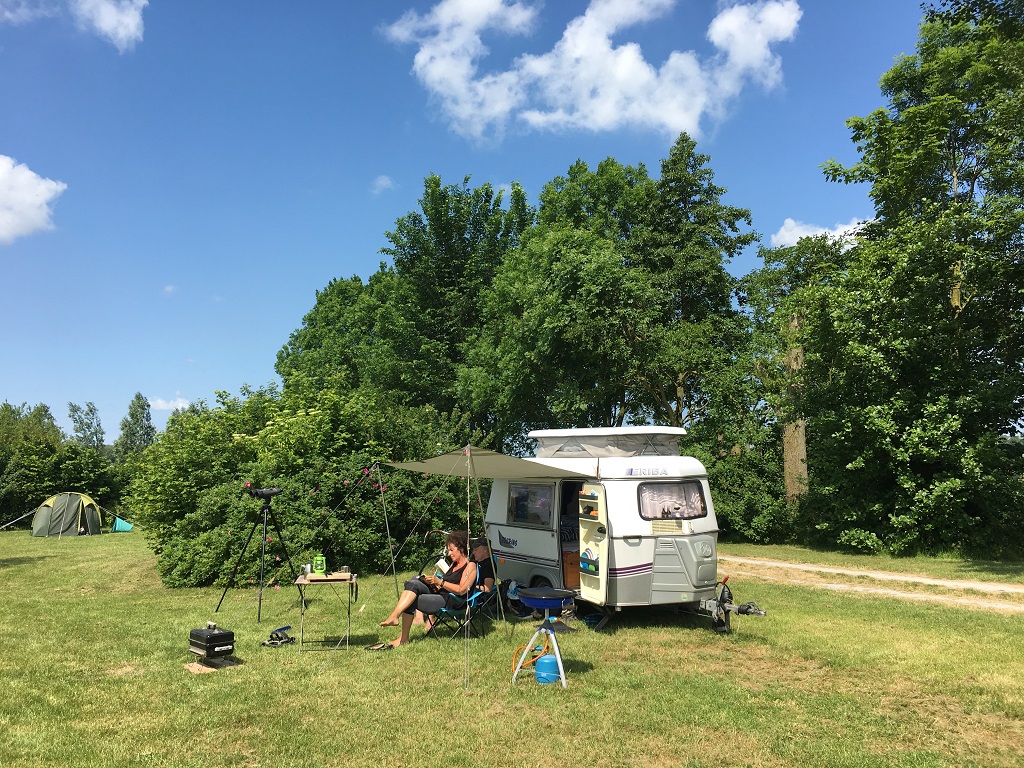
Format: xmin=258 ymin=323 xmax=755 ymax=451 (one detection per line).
xmin=392 ymin=427 xmax=764 ymax=630
xmin=484 ymin=427 xmax=727 ymax=619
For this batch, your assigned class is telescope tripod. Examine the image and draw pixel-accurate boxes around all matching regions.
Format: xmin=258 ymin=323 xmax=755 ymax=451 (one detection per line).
xmin=216 ymin=495 xmax=303 ymax=622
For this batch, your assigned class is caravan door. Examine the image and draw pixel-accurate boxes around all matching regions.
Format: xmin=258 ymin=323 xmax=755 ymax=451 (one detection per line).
xmin=577 ymin=483 xmax=609 ymax=606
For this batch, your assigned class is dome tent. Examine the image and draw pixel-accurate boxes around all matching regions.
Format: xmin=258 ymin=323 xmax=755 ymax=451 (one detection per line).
xmin=31 ymin=492 xmax=103 ymax=537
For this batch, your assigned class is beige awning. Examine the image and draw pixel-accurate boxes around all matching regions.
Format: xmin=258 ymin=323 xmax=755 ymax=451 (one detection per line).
xmin=389 ymin=445 xmax=589 ymax=480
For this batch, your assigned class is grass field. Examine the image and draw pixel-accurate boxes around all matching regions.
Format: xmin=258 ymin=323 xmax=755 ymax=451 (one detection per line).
xmin=1 ymin=531 xmax=1022 ymax=768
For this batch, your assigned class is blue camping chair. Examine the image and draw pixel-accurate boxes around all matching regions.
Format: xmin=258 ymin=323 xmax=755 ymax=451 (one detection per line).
xmin=426 ymin=567 xmax=489 ymax=640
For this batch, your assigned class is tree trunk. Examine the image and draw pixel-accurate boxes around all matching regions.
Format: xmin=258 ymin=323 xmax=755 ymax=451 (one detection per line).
xmin=783 ymin=315 xmax=808 ymax=503
xmin=783 ymin=417 xmax=807 ymax=503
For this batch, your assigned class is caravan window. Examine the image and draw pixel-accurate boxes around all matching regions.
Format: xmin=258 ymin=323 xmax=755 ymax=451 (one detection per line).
xmin=638 ymin=481 xmax=707 ymax=520
xmin=507 ymin=483 xmax=554 ymax=528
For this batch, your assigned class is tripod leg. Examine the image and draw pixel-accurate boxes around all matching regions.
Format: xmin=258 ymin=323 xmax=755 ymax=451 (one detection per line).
xmin=268 ymin=508 xmax=306 ymax=610
xmin=258 ymin=503 xmax=270 ymax=623
xmin=216 ymin=519 xmax=261 ymax=613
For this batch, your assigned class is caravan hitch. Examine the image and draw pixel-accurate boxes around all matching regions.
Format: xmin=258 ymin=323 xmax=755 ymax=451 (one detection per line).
xmin=704 ymin=576 xmax=766 ymax=634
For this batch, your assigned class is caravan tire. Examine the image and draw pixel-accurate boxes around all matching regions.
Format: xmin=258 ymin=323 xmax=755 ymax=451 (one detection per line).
xmin=530 ymin=576 xmax=552 ymax=589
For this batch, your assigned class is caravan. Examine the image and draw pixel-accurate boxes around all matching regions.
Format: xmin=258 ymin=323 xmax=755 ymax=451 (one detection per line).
xmin=484 ymin=427 xmax=730 ymax=622
xmin=392 ymin=427 xmax=763 ymax=630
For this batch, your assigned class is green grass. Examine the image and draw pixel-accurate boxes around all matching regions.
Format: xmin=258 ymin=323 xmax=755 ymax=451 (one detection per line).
xmin=2 ymin=531 xmax=1023 ymax=768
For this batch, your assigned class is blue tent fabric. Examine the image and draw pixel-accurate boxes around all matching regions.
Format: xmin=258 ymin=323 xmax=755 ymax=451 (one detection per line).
xmin=111 ymin=516 xmax=133 ymax=533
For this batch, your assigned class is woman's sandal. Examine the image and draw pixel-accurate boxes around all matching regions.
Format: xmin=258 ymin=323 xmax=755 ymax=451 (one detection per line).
xmin=364 ymin=642 xmax=393 ymax=652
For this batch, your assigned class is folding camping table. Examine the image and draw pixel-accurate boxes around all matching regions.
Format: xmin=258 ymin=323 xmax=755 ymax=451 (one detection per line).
xmin=293 ymin=572 xmax=357 ymax=651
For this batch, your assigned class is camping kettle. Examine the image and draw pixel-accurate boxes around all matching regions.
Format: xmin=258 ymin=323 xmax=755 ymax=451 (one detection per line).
xmin=313 ymin=554 xmax=327 ymax=575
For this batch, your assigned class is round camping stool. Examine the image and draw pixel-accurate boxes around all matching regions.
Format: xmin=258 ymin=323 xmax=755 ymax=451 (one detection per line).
xmin=512 ymin=587 xmax=575 ymax=688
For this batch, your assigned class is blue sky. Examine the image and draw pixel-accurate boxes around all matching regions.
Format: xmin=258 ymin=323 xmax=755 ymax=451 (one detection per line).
xmin=1 ymin=0 xmax=926 ymax=439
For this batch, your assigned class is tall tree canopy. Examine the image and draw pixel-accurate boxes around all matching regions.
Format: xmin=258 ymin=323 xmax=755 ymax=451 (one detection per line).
xmin=464 ymin=134 xmax=756 ymax=451
xmin=277 ymin=175 xmax=533 ymax=425
xmin=113 ymin=392 xmax=156 ymax=464
xmin=68 ymin=401 xmax=105 ymax=450
xmin=805 ymin=6 xmax=1024 ymax=554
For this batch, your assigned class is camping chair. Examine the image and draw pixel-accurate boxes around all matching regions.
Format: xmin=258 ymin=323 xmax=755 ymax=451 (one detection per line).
xmin=425 ymin=567 xmax=489 ymax=640
xmin=475 ymin=552 xmax=504 ymax=620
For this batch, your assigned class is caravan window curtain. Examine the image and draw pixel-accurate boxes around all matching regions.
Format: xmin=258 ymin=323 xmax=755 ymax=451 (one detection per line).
xmin=637 ymin=482 xmax=707 ymax=520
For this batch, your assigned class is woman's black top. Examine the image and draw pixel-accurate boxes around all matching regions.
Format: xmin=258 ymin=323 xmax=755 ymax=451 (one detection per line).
xmin=440 ymin=561 xmax=471 ymax=595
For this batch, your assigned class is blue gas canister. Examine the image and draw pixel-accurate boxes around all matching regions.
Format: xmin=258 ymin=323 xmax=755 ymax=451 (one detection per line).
xmin=534 ymin=654 xmax=560 ymax=684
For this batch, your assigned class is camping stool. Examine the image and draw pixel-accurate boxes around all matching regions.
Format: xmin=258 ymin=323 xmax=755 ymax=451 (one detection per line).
xmin=511 ymin=587 xmax=575 ymax=688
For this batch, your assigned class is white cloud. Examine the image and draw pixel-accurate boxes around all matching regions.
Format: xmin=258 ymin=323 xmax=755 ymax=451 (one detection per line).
xmin=162 ymin=284 xmax=176 ymax=295
xmin=0 ymin=155 xmax=67 ymax=246
xmin=371 ymin=175 xmax=396 ymax=195
xmin=70 ymin=0 xmax=147 ymax=52
xmin=0 ymin=0 xmax=58 ymax=24
xmin=1 ymin=1 xmax=147 ymax=50
xmin=385 ymin=0 xmax=537 ymax=140
xmin=385 ymin=0 xmax=802 ymax=140
xmin=705 ymin=0 xmax=801 ymax=115
xmin=770 ymin=216 xmax=866 ymax=248
xmin=150 ymin=395 xmax=190 ymax=412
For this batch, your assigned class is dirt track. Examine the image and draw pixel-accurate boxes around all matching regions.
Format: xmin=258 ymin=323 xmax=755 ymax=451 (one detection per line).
xmin=718 ymin=555 xmax=1024 ymax=614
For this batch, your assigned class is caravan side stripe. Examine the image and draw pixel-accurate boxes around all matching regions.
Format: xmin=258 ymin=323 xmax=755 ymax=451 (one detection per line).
xmin=610 ymin=562 xmax=653 ymax=577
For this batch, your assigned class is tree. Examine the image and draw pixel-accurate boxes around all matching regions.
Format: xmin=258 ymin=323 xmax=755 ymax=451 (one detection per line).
xmin=0 ymin=403 xmax=64 ymax=521
xmin=809 ymin=8 xmax=1024 ymax=554
xmin=926 ymin=0 xmax=1024 ymax=37
xmin=741 ymin=235 xmax=848 ymax=504
xmin=0 ymin=441 xmax=60 ymax=520
xmin=0 ymin=402 xmax=63 ymax=472
xmin=632 ymin=134 xmax=757 ymax=434
xmin=68 ymin=402 xmax=105 ymax=450
xmin=277 ymin=175 xmax=534 ymax=433
xmin=464 ymin=224 xmax=664 ymax=449
xmin=379 ymin=175 xmax=534 ymax=414
xmin=57 ymin=441 xmax=115 ymax=500
xmin=112 ymin=392 xmax=156 ymax=463
xmin=464 ymin=134 xmax=759 ymax=453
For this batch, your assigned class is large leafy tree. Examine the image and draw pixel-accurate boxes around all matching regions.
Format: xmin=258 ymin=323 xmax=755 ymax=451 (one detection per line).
xmin=67 ymin=401 xmax=105 ymax=450
xmin=125 ymin=385 xmax=475 ymax=587
xmin=112 ymin=392 xmax=156 ymax=464
xmin=278 ymin=175 xmax=533 ymax=428
xmin=0 ymin=402 xmax=63 ymax=471
xmin=381 ymin=175 xmax=533 ymax=414
xmin=0 ymin=403 xmax=64 ymax=521
xmin=465 ymin=134 xmax=757 ymax=451
xmin=741 ymin=235 xmax=848 ymax=504
xmin=464 ymin=224 xmax=664 ymax=449
xmin=808 ymin=7 xmax=1024 ymax=554
xmin=633 ymin=134 xmax=757 ymax=435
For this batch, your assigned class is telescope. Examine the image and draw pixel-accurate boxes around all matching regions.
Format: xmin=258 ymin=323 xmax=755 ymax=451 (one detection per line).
xmin=246 ymin=486 xmax=282 ymax=500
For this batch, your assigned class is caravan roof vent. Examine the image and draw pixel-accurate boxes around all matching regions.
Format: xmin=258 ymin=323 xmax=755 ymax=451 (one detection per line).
xmin=529 ymin=427 xmax=687 ymax=458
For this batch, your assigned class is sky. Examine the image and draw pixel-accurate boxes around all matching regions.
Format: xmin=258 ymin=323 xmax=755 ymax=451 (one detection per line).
xmin=1 ymin=0 xmax=928 ymax=439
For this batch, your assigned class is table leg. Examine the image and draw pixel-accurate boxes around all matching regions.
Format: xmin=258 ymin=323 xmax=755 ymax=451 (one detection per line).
xmin=299 ymin=586 xmax=306 ymax=651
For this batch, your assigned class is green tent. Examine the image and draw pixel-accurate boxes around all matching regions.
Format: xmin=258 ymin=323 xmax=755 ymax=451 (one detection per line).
xmin=31 ymin=492 xmax=103 ymax=537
